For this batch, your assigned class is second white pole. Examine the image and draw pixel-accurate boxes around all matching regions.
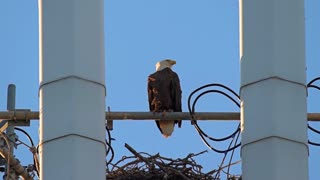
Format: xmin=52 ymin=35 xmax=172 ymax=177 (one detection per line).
xmin=240 ymin=0 xmax=308 ymax=179
xmin=39 ymin=0 xmax=106 ymax=179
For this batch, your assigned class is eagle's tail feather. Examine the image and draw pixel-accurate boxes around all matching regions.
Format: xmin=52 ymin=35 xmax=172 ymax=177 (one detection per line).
xmin=159 ymin=120 xmax=175 ymax=138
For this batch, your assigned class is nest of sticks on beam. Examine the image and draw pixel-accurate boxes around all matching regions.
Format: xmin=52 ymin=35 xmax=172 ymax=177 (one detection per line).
xmin=106 ymin=143 xmax=241 ymax=180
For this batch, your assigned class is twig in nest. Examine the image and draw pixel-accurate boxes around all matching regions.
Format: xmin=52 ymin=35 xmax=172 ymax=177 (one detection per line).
xmin=207 ymin=160 xmax=241 ymax=175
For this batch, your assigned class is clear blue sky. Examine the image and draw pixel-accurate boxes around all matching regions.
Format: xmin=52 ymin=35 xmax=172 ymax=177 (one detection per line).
xmin=0 ymin=0 xmax=320 ymax=179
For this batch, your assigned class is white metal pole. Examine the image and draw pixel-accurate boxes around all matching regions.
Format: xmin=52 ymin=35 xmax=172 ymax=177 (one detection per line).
xmin=38 ymin=0 xmax=106 ymax=179
xmin=239 ymin=0 xmax=308 ymax=179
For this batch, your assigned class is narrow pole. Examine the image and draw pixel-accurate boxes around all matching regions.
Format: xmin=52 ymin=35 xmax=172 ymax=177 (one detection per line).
xmin=39 ymin=0 xmax=106 ymax=179
xmin=6 ymin=84 xmax=17 ymax=179
xmin=239 ymin=0 xmax=308 ymax=179
xmin=6 ymin=85 xmax=16 ymax=152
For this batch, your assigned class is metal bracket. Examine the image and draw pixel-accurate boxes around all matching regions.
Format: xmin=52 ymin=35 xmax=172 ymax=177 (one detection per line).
xmin=0 ymin=109 xmax=31 ymax=132
xmin=106 ymin=107 xmax=113 ymax=131
xmin=0 ymin=109 xmax=31 ymax=167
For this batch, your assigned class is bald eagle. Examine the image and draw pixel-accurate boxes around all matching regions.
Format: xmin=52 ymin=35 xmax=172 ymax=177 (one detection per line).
xmin=147 ymin=59 xmax=182 ymax=138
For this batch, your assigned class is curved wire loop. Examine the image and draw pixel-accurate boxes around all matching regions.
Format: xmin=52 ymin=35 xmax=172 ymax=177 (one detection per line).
xmin=307 ymin=77 xmax=320 ymax=147
xmin=187 ymin=84 xmax=241 ymax=153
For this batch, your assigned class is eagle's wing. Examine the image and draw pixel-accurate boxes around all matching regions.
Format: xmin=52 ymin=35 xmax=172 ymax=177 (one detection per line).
xmin=170 ymin=73 xmax=182 ymax=128
xmin=147 ymin=76 xmax=154 ymax=111
xmin=148 ymin=76 xmax=163 ymax=132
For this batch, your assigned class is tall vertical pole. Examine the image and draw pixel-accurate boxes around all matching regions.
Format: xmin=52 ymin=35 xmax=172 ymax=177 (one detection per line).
xmin=239 ymin=0 xmax=308 ymax=179
xmin=6 ymin=84 xmax=16 ymax=154
xmin=38 ymin=0 xmax=106 ymax=179
xmin=6 ymin=84 xmax=17 ymax=179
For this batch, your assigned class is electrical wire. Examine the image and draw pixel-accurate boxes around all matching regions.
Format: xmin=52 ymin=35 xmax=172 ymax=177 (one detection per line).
xmin=307 ymin=77 xmax=320 ymax=147
xmin=188 ymin=83 xmax=241 ymax=154
xmin=13 ymin=127 xmax=39 ymax=177
xmin=226 ymin=130 xmax=241 ymax=178
xmin=191 ymin=90 xmax=240 ymax=110
xmin=14 ymin=127 xmax=34 ymax=147
xmin=307 ymin=77 xmax=320 ymax=86
xmin=187 ymin=83 xmax=242 ymax=179
xmin=308 ymin=140 xmax=320 ymax=146
xmin=105 ymin=126 xmax=115 ymax=166
xmin=190 ymin=89 xmax=240 ymax=142
xmin=0 ymin=132 xmax=11 ymax=180
xmin=214 ymin=130 xmax=240 ymax=179
xmin=187 ymin=84 xmax=240 ymax=106
xmin=308 ymin=85 xmax=320 ymax=91
xmin=308 ymin=124 xmax=320 ymax=134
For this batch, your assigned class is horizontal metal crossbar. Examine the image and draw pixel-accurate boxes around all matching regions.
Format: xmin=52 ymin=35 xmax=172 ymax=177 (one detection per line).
xmin=0 ymin=111 xmax=320 ymax=121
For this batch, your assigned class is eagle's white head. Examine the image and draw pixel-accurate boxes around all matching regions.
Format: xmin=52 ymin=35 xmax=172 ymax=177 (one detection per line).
xmin=155 ymin=59 xmax=176 ymax=71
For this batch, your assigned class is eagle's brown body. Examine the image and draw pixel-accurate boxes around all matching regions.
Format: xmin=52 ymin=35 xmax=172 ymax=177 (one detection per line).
xmin=147 ymin=67 xmax=182 ymax=137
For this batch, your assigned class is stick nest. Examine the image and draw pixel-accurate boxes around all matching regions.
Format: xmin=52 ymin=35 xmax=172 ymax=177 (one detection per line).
xmin=106 ymin=143 xmax=241 ymax=180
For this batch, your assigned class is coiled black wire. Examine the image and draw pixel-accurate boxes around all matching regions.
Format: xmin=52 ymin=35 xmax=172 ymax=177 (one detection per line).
xmin=309 ymin=125 xmax=320 ymax=134
xmin=191 ymin=90 xmax=240 ymax=142
xmin=188 ymin=83 xmax=241 ymax=153
xmin=307 ymin=77 xmax=320 ymax=146
xmin=105 ymin=126 xmax=115 ymax=166
xmin=307 ymin=77 xmax=320 ymax=86
xmin=188 ymin=83 xmax=241 ymax=179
